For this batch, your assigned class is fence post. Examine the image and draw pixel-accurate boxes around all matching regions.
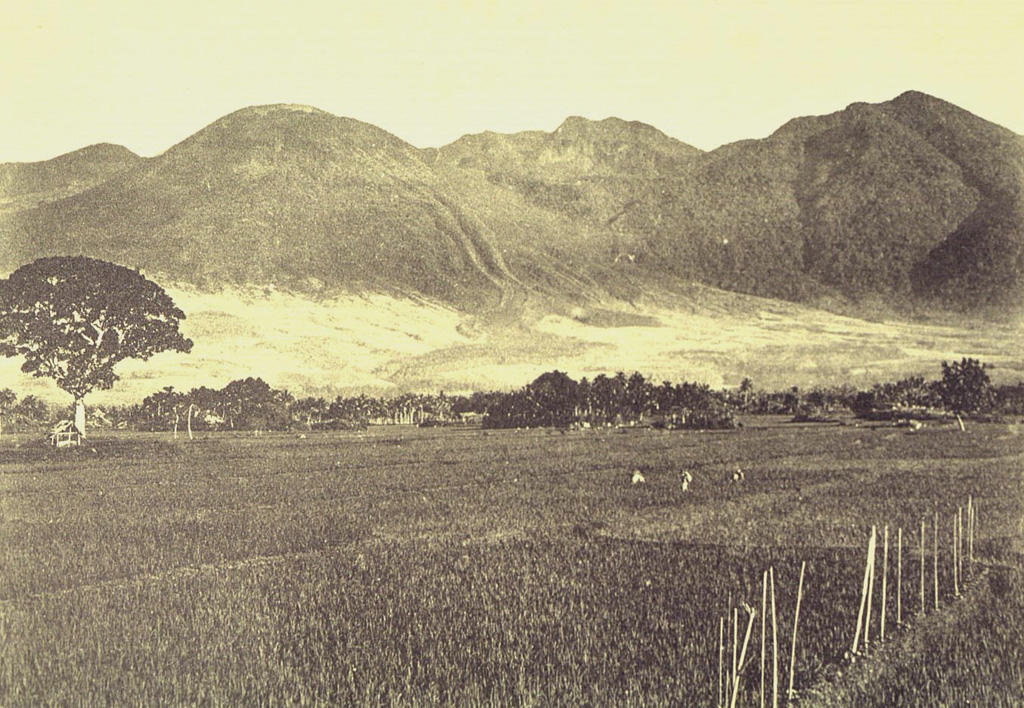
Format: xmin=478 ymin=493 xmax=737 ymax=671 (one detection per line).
xmin=953 ymin=512 xmax=959 ymax=597
xmin=933 ymin=512 xmax=939 ymax=611
xmin=920 ymin=518 xmax=926 ymax=615
xmin=881 ymin=526 xmax=888 ymax=641
xmin=852 ymin=526 xmax=876 ymax=655
xmin=787 ymin=561 xmax=806 ymax=703
xmin=718 ymin=616 xmax=725 ymax=708
xmin=897 ymin=527 xmax=903 ymax=626
xmin=771 ymin=567 xmax=779 ymax=708
xmin=761 ymin=570 xmax=767 ymax=708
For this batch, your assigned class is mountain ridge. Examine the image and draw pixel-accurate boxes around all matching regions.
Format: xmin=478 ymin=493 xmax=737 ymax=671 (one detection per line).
xmin=1 ymin=105 xmax=619 ymax=312
xmin=433 ymin=90 xmax=1024 ymax=312
xmin=0 ymin=142 xmax=141 ymax=213
xmin=2 ymin=91 xmax=1023 ymax=316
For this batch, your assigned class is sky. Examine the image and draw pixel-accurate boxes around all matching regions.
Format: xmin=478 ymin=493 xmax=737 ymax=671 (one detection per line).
xmin=1 ymin=0 xmax=1023 ymax=162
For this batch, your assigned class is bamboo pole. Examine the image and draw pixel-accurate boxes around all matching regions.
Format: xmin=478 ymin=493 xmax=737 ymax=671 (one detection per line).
xmin=719 ymin=616 xmax=725 ymax=708
xmin=953 ymin=512 xmax=960 ymax=597
xmin=787 ymin=560 xmax=806 ymax=703
xmin=761 ymin=570 xmax=767 ymax=708
xmin=732 ymin=607 xmax=739 ymax=708
xmin=852 ymin=526 xmax=876 ymax=654
xmin=771 ymin=567 xmax=779 ymax=708
xmin=865 ymin=525 xmax=877 ymax=649
xmin=725 ymin=606 xmax=732 ymax=708
xmin=881 ymin=526 xmax=889 ymax=642
xmin=973 ymin=501 xmax=978 ymax=561
xmin=730 ymin=608 xmax=758 ymax=708
xmin=968 ymin=495 xmax=975 ymax=564
xmin=958 ymin=506 xmax=964 ymax=585
xmin=897 ymin=527 xmax=903 ymax=626
xmin=920 ymin=518 xmax=926 ymax=615
xmin=933 ymin=511 xmax=939 ymax=611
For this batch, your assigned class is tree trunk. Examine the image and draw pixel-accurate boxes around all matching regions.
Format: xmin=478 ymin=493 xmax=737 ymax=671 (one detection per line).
xmin=74 ymin=399 xmax=86 ymax=437
xmin=956 ymin=413 xmax=966 ymax=432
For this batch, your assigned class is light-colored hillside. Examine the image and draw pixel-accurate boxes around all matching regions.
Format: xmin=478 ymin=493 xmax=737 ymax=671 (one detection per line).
xmin=3 ymin=284 xmax=1021 ymax=405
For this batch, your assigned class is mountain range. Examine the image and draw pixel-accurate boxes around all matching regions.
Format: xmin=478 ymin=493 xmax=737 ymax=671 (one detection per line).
xmin=5 ymin=90 xmax=1024 ymax=312
xmin=2 ymin=92 xmax=1023 ymax=400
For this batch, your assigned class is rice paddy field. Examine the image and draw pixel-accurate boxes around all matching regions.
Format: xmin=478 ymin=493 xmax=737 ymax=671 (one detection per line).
xmin=1 ymin=419 xmax=1022 ymax=706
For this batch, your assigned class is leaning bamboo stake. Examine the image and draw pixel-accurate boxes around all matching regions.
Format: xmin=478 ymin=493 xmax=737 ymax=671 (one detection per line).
xmin=787 ymin=560 xmax=806 ymax=703
xmin=933 ymin=511 xmax=939 ymax=611
xmin=719 ymin=616 xmax=725 ymax=708
xmin=920 ymin=518 xmax=926 ymax=615
xmin=724 ymin=610 xmax=731 ymax=708
xmin=852 ymin=526 xmax=876 ymax=654
xmin=881 ymin=526 xmax=889 ymax=642
xmin=771 ymin=567 xmax=779 ymax=708
xmin=897 ymin=527 xmax=903 ymax=626
xmin=732 ymin=607 xmax=739 ymax=708
xmin=865 ymin=526 xmax=877 ymax=649
xmin=730 ymin=608 xmax=758 ymax=708
xmin=761 ymin=570 xmax=767 ymax=708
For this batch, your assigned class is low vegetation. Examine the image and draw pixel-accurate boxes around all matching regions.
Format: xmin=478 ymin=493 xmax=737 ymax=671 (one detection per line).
xmin=1 ymin=420 xmax=1021 ymax=705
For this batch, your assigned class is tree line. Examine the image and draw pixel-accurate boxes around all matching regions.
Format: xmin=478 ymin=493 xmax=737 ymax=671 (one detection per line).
xmin=1 ymin=357 xmax=1016 ymax=436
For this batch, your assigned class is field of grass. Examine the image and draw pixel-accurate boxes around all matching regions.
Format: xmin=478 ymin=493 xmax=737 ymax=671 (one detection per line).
xmin=1 ymin=419 xmax=1022 ymax=706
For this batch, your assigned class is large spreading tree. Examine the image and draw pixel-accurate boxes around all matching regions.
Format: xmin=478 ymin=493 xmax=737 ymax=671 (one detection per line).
xmin=0 ymin=256 xmax=193 ymax=436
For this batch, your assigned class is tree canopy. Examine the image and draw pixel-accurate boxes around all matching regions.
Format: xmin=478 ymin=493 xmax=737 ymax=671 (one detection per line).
xmin=0 ymin=256 xmax=193 ymax=401
xmin=938 ymin=357 xmax=992 ymax=416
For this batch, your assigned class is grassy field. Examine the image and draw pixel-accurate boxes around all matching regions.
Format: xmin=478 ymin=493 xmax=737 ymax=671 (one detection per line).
xmin=1 ymin=419 xmax=1022 ymax=706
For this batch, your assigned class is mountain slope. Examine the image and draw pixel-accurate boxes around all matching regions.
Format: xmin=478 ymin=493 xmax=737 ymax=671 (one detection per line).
xmin=437 ymin=91 xmax=1024 ymax=311
xmin=6 ymin=280 xmax=1024 ymax=406
xmin=2 ymin=93 xmax=1023 ymax=314
xmin=885 ymin=91 xmax=1024 ymax=307
xmin=0 ymin=105 xmax=619 ymax=310
xmin=0 ymin=143 xmax=141 ymax=213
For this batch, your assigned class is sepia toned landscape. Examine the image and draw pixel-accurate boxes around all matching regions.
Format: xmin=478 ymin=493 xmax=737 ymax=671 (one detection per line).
xmin=3 ymin=1 xmax=1024 ymax=705
xmin=2 ymin=92 xmax=1023 ymax=705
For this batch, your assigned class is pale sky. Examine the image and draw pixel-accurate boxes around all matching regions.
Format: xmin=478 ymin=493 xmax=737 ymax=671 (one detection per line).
xmin=2 ymin=0 xmax=1023 ymax=163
